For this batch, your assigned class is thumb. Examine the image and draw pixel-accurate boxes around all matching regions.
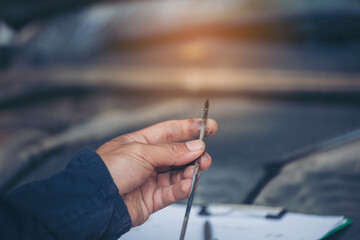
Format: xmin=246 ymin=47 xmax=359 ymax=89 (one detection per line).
xmin=138 ymin=140 xmax=205 ymax=168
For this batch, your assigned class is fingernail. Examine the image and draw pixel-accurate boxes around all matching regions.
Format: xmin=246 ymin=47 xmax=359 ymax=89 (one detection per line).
xmin=186 ymin=140 xmax=204 ymax=151
xmin=202 ymin=153 xmax=209 ymax=161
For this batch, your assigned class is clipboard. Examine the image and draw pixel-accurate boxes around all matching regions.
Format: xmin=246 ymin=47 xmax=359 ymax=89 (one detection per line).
xmin=122 ymin=204 xmax=351 ymax=240
xmin=203 ymin=203 xmax=286 ymax=219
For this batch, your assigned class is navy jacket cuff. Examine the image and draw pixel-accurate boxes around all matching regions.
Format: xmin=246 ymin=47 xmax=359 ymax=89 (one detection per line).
xmin=79 ymin=147 xmax=132 ymax=238
xmin=7 ymin=147 xmax=132 ymax=240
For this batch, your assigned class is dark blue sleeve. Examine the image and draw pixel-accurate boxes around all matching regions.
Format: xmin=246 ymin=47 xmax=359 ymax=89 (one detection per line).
xmin=0 ymin=147 xmax=132 ymax=240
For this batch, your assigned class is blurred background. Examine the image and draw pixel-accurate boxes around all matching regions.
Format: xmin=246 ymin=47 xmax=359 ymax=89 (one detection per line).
xmin=1 ymin=0 xmax=360 ymax=239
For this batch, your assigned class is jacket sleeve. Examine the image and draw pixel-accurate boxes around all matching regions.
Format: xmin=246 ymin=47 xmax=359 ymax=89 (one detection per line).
xmin=0 ymin=147 xmax=132 ymax=240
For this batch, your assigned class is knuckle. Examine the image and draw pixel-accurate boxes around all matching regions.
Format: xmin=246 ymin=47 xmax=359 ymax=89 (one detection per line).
xmin=158 ymin=190 xmax=167 ymax=207
xmin=164 ymin=142 xmax=176 ymax=153
xmin=164 ymin=142 xmax=184 ymax=154
xmin=187 ymin=118 xmax=197 ymax=127
xmin=188 ymin=118 xmax=201 ymax=138
xmin=161 ymin=120 xmax=174 ymax=142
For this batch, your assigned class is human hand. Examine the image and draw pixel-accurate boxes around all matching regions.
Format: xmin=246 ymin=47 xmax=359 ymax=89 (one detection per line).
xmin=96 ymin=119 xmax=218 ymax=227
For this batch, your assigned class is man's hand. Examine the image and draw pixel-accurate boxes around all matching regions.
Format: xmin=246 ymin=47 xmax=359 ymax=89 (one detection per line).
xmin=96 ymin=119 xmax=218 ymax=227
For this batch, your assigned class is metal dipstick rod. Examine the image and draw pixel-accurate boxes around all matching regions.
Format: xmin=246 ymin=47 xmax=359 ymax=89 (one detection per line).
xmin=179 ymin=99 xmax=209 ymax=240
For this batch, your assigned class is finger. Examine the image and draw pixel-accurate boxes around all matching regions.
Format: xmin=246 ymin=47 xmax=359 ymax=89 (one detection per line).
xmin=170 ymin=169 xmax=186 ymax=185
xmin=175 ymin=152 xmax=211 ymax=179
xmin=126 ymin=140 xmax=205 ymax=168
xmin=156 ymin=170 xmax=184 ymax=187
xmin=157 ymin=152 xmax=211 ymax=186
xmin=183 ymin=166 xmax=195 ymax=179
xmin=118 ymin=118 xmax=218 ymax=144
xmin=166 ymin=166 xmax=201 ymax=185
xmin=170 ymin=152 xmax=210 ymax=184
xmin=153 ymin=179 xmax=192 ymax=212
xmin=162 ymin=151 xmax=212 ymax=173
xmin=199 ymin=152 xmax=212 ymax=171
xmin=173 ymin=152 xmax=212 ymax=178
xmin=156 ymin=172 xmax=173 ymax=187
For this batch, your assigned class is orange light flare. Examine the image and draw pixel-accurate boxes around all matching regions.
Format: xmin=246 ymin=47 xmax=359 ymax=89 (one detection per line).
xmin=179 ymin=41 xmax=208 ymax=62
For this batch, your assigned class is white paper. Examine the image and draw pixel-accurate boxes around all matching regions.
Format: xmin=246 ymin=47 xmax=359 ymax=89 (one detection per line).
xmin=121 ymin=204 xmax=345 ymax=240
